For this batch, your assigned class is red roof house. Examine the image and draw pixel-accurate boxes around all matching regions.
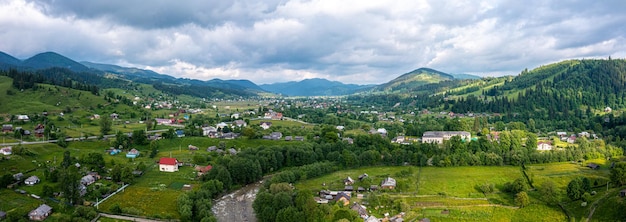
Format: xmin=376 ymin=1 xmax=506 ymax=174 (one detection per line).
xmin=159 ymin=157 xmax=179 ymax=172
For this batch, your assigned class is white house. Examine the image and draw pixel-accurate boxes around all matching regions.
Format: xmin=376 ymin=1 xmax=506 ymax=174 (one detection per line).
xmin=16 ymin=115 xmax=29 ymax=121
xmin=537 ymin=142 xmax=553 ymax=151
xmin=0 ymin=146 xmax=12 ymax=155
xmin=159 ymin=157 xmax=179 ymax=172
xmin=202 ymin=126 xmax=217 ymax=136
xmin=25 ymin=176 xmax=40 ymax=185
xmin=260 ymin=122 xmax=272 ymax=130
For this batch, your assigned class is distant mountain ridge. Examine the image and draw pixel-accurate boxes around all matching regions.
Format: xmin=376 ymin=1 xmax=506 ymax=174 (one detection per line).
xmin=260 ymin=78 xmax=373 ymax=96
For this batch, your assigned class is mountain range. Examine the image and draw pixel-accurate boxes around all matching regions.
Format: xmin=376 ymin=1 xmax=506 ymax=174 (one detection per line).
xmin=0 ymin=51 xmax=481 ymax=97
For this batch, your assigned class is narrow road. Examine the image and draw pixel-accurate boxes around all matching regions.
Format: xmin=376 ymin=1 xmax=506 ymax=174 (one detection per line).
xmin=98 ymin=213 xmax=163 ymax=222
xmin=0 ymin=129 xmax=170 ymax=146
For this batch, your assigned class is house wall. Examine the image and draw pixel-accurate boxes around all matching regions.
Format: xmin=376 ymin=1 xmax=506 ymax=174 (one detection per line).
xmin=160 ymin=164 xmax=178 ymax=172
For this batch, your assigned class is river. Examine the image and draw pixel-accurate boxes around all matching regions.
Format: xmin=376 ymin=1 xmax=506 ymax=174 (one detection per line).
xmin=212 ymin=180 xmax=264 ymax=222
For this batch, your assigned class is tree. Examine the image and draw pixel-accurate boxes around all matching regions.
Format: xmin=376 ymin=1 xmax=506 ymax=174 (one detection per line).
xmin=100 ymin=115 xmax=112 ymax=136
xmin=131 ymin=129 xmax=148 ymax=145
xmin=515 ymin=191 xmax=530 ymax=208
xmin=59 ymin=165 xmax=81 ymax=204
xmin=538 ymin=181 xmax=559 ymax=205
xmin=56 ymin=131 xmax=68 ymax=148
xmin=611 ymin=162 xmax=626 ymax=186
xmin=567 ymin=177 xmax=585 ymax=201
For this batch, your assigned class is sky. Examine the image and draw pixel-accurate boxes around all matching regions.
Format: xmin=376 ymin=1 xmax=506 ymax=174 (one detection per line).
xmin=0 ymin=0 xmax=625 ymax=85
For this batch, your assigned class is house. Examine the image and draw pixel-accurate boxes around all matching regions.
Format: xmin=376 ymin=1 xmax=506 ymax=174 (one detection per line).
xmin=357 ymin=187 xmax=366 ymax=192
xmin=16 ymin=115 xmax=29 ymax=121
xmin=343 ymin=138 xmax=354 ymax=144
xmin=314 ymin=197 xmax=329 ymax=204
xmin=270 ymin=132 xmax=283 ymax=140
xmin=567 ymin=135 xmax=577 ymax=144
xmin=345 ymin=186 xmax=354 ymax=191
xmin=233 ymin=120 xmax=247 ymax=127
xmin=0 ymin=211 xmax=6 ymax=220
xmin=605 ymin=107 xmax=612 ymax=112
xmin=155 ymin=118 xmax=172 ymax=125
xmin=159 ymin=157 xmax=179 ymax=172
xmin=587 ymin=163 xmax=600 ymax=170
xmin=0 ymin=146 xmax=12 ymax=155
xmin=370 ymin=185 xmax=379 ymax=191
xmin=221 ymin=132 xmax=239 ymax=139
xmin=207 ymin=146 xmax=217 ymax=152
xmin=28 ymin=204 xmax=52 ymax=221
xmin=260 ymin=122 xmax=272 ymax=130
xmin=202 ymin=126 xmax=217 ymax=136
xmin=176 ymin=130 xmax=185 ymax=138
xmin=358 ymin=173 xmax=368 ymax=180
xmin=13 ymin=173 xmax=23 ymax=181
xmin=422 ymin=131 xmax=471 ymax=144
xmin=392 ymin=136 xmax=406 ymax=144
xmin=80 ymin=175 xmax=96 ymax=186
xmin=126 ymin=149 xmax=140 ymax=158
xmin=537 ymin=142 xmax=553 ymax=151
xmin=188 ymin=145 xmax=199 ymax=150
xmin=620 ymin=189 xmax=626 ymax=197
xmin=556 ymin=132 xmax=567 ymax=137
xmin=228 ymin=148 xmax=238 ymax=155
xmin=196 ymin=165 xmax=212 ymax=176
xmin=579 ymin=132 xmax=590 ymax=138
xmin=231 ymin=113 xmax=240 ymax=119
xmin=216 ymin=122 xmax=228 ymax=129
xmin=285 ymin=136 xmax=293 ymax=141
xmin=92 ymin=114 xmax=100 ymax=120
xmin=294 ymin=136 xmax=304 ymax=141
xmin=334 ymin=192 xmax=351 ymax=206
xmin=336 ymin=126 xmax=345 ymax=131
xmin=381 ymin=177 xmax=396 ymax=189
xmin=2 ymin=124 xmax=13 ymax=133
xmin=25 ymin=176 xmax=40 ymax=185
xmin=109 ymin=149 xmax=121 ymax=155
xmin=351 ymin=203 xmax=368 ymax=218
xmin=344 ymin=176 xmax=355 ymax=185
xmin=110 ymin=113 xmax=119 ymax=119
xmin=34 ymin=124 xmax=45 ymax=137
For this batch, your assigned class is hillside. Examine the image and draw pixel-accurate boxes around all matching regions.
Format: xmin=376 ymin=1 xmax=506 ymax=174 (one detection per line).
xmin=260 ymin=78 xmax=372 ymax=96
xmin=0 ymin=51 xmax=260 ymax=99
xmin=22 ymin=52 xmax=92 ymax=73
xmin=375 ymin=68 xmax=454 ymax=92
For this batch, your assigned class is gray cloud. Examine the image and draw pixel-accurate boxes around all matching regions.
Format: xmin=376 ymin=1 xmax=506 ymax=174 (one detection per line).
xmin=1 ymin=0 xmax=625 ymax=84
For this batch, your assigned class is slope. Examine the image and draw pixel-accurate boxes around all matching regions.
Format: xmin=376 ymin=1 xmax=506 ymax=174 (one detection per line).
xmin=22 ymin=52 xmax=92 ymax=73
xmin=376 ymin=68 xmax=454 ymax=92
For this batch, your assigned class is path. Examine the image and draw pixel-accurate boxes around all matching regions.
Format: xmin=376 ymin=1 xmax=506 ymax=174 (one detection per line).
xmin=98 ymin=213 xmax=163 ymax=222
xmin=586 ymin=187 xmax=617 ymax=222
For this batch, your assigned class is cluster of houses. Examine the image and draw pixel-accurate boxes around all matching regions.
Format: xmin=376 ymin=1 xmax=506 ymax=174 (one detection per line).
xmin=1 ymin=123 xmax=46 ymax=137
xmin=315 ymin=174 xmax=400 ymax=221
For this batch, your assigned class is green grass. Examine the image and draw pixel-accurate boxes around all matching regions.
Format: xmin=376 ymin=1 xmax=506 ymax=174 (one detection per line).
xmin=296 ymin=165 xmax=577 ymax=221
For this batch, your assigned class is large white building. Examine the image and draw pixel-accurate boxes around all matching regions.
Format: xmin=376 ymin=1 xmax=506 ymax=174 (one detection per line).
xmin=421 ymin=131 xmax=471 ymax=144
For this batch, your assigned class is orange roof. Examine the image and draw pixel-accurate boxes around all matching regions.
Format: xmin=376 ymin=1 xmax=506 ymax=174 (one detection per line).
xmin=159 ymin=157 xmax=178 ymax=165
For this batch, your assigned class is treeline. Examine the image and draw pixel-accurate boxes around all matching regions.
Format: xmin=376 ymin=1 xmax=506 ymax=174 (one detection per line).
xmin=1 ymin=68 xmax=100 ymax=95
xmin=153 ymin=82 xmax=253 ymax=100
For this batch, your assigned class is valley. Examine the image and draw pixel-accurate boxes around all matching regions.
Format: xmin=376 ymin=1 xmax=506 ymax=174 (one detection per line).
xmin=0 ymin=55 xmax=625 ymax=221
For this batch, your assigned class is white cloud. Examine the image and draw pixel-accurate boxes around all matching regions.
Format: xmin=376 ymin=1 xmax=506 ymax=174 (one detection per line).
xmin=0 ymin=0 xmax=625 ymax=84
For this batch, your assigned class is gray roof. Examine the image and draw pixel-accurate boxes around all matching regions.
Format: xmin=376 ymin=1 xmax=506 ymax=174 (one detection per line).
xmin=29 ymin=204 xmax=52 ymax=216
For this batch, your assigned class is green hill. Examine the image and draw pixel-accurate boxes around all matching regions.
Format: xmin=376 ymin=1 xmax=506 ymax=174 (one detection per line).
xmin=376 ymin=68 xmax=454 ymax=92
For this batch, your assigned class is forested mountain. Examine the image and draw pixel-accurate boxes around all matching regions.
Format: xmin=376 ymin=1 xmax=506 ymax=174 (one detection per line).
xmin=0 ymin=51 xmax=21 ymax=69
xmin=0 ymin=51 xmax=262 ymax=98
xmin=260 ymin=78 xmax=372 ymax=96
xmin=22 ymin=52 xmax=92 ymax=73
xmin=375 ymin=67 xmax=455 ymax=92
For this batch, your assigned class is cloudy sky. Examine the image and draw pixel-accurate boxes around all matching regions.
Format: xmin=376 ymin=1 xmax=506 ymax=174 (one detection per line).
xmin=0 ymin=0 xmax=625 ymax=84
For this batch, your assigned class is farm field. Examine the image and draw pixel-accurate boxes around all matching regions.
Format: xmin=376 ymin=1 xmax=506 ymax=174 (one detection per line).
xmin=294 ymin=163 xmax=614 ymax=221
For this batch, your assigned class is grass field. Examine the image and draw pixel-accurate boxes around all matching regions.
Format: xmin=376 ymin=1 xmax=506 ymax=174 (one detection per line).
xmin=295 ymin=164 xmax=597 ymax=221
